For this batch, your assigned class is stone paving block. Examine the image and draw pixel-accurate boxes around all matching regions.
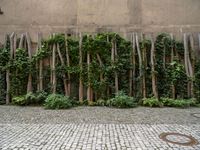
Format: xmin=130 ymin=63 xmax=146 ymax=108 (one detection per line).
xmin=0 ymin=124 xmax=200 ymax=150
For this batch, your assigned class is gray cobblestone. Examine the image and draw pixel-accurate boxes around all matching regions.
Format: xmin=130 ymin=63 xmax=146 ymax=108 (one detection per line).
xmin=0 ymin=106 xmax=200 ymax=149
xmin=0 ymin=106 xmax=200 ymax=124
xmin=0 ymin=124 xmax=199 ymax=150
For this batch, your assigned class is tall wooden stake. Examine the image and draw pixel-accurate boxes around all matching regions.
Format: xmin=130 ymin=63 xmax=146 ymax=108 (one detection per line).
xmin=52 ymin=34 xmax=56 ymax=94
xmin=150 ymin=35 xmax=158 ymax=99
xmin=57 ymin=43 xmax=69 ymax=96
xmin=65 ymin=33 xmax=71 ymax=96
xmin=170 ymin=34 xmax=176 ymax=99
xmin=38 ymin=33 xmax=43 ymax=91
xmin=26 ymin=32 xmax=33 ymax=93
xmin=136 ymin=33 xmax=143 ymax=97
xmin=79 ymin=33 xmax=83 ymax=102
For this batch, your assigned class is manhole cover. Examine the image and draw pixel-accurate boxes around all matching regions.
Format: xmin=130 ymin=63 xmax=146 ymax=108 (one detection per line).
xmin=159 ymin=132 xmax=199 ymax=146
xmin=191 ymin=113 xmax=200 ymax=118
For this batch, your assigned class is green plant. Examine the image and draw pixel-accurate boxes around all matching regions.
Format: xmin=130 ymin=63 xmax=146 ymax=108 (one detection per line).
xmin=142 ymin=97 xmax=163 ymax=107
xmin=44 ymin=94 xmax=73 ymax=109
xmin=25 ymin=92 xmax=37 ymax=104
xmin=95 ymin=99 xmax=107 ymax=106
xmin=12 ymin=96 xmax=26 ymax=106
xmin=161 ymin=98 xmax=197 ymax=108
xmin=25 ymin=91 xmax=47 ymax=105
xmin=106 ymin=91 xmax=137 ymax=108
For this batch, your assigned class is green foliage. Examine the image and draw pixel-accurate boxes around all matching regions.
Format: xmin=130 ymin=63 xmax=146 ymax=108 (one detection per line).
xmin=12 ymin=91 xmax=47 ymax=106
xmin=25 ymin=91 xmax=47 ymax=105
xmin=161 ymin=98 xmax=197 ymax=108
xmin=194 ymin=60 xmax=200 ymax=102
xmin=1 ymin=32 xmax=199 ymax=107
xmin=12 ymin=96 xmax=26 ymax=106
xmin=167 ymin=61 xmax=185 ymax=84
xmin=142 ymin=97 xmax=163 ymax=107
xmin=10 ymin=48 xmax=30 ymax=96
xmin=94 ymin=99 xmax=107 ymax=106
xmin=44 ymin=94 xmax=73 ymax=109
xmin=106 ymin=91 xmax=137 ymax=108
xmin=0 ymin=47 xmax=9 ymax=102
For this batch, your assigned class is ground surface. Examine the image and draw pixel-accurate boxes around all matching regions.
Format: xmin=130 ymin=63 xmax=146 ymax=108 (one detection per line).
xmin=0 ymin=106 xmax=200 ymax=149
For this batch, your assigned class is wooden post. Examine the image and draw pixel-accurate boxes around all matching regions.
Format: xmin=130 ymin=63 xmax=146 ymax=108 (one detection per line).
xmin=79 ymin=33 xmax=83 ymax=102
xmin=52 ymin=34 xmax=56 ymax=94
xmin=114 ymin=39 xmax=119 ymax=94
xmin=65 ymin=33 xmax=71 ymax=96
xmin=170 ymin=34 xmax=176 ymax=99
xmin=6 ymin=32 xmax=15 ymax=104
xmin=57 ymin=43 xmax=69 ymax=96
xmin=189 ymin=34 xmax=195 ymax=98
xmin=18 ymin=34 xmax=25 ymax=49
xmin=25 ymin=32 xmax=33 ymax=93
xmin=162 ymin=37 xmax=166 ymax=69
xmin=87 ymin=50 xmax=92 ymax=102
xmin=111 ymin=36 xmax=118 ymax=94
xmin=136 ymin=33 xmax=143 ymax=97
xmin=37 ymin=33 xmax=43 ymax=91
xmin=132 ymin=33 xmax=136 ymax=97
xmin=141 ymin=34 xmax=147 ymax=98
xmin=150 ymin=35 xmax=158 ymax=99
xmin=198 ymin=34 xmax=200 ymax=54
xmin=184 ymin=33 xmax=193 ymax=98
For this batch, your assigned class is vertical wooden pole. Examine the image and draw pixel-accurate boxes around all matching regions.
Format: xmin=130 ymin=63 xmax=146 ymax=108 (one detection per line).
xmin=18 ymin=34 xmax=25 ymax=49
xmin=38 ymin=33 xmax=43 ymax=91
xmin=189 ymin=34 xmax=195 ymax=98
xmin=65 ymin=33 xmax=71 ymax=96
xmin=150 ymin=35 xmax=158 ymax=99
xmin=87 ymin=49 xmax=92 ymax=102
xmin=52 ymin=34 xmax=56 ymax=94
xmin=6 ymin=32 xmax=15 ymax=104
xmin=141 ymin=34 xmax=147 ymax=98
xmin=57 ymin=43 xmax=68 ymax=96
xmin=79 ymin=33 xmax=83 ymax=102
xmin=132 ymin=33 xmax=136 ymax=97
xmin=136 ymin=33 xmax=142 ymax=97
xmin=170 ymin=34 xmax=176 ymax=99
xmin=114 ymin=39 xmax=119 ymax=94
xmin=26 ymin=32 xmax=33 ymax=93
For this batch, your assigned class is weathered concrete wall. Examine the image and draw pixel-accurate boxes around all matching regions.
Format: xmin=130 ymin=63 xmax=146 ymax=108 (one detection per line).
xmin=0 ymin=0 xmax=200 ymax=42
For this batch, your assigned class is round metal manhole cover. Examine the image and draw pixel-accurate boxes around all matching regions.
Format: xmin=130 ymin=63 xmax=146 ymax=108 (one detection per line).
xmin=191 ymin=113 xmax=200 ymax=118
xmin=159 ymin=132 xmax=199 ymax=146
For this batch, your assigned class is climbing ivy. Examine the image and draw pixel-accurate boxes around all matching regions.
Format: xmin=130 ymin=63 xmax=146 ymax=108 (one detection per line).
xmin=1 ymin=32 xmax=200 ymax=105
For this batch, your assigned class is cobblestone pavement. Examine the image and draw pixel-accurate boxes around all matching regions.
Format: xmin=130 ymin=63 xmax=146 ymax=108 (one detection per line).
xmin=0 ymin=106 xmax=200 ymax=124
xmin=0 ymin=106 xmax=200 ymax=149
xmin=0 ymin=124 xmax=200 ymax=150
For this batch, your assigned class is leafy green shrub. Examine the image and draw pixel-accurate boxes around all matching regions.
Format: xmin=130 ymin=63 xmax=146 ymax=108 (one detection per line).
xmin=70 ymin=99 xmax=80 ymax=106
xmin=106 ymin=91 xmax=137 ymax=108
xmin=12 ymin=96 xmax=26 ymax=106
xmin=95 ymin=99 xmax=107 ymax=106
xmin=142 ymin=97 xmax=163 ymax=107
xmin=25 ymin=91 xmax=47 ymax=105
xmin=25 ymin=92 xmax=37 ymax=105
xmin=161 ymin=98 xmax=197 ymax=108
xmin=44 ymin=94 xmax=73 ymax=109
xmin=35 ymin=91 xmax=48 ymax=104
xmin=80 ymin=100 xmax=89 ymax=106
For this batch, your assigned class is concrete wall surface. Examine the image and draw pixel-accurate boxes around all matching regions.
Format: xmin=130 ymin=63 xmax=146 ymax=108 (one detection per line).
xmin=0 ymin=0 xmax=200 ymax=42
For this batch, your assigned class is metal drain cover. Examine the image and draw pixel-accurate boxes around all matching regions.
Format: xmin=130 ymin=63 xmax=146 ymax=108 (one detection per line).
xmin=159 ymin=132 xmax=199 ymax=146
